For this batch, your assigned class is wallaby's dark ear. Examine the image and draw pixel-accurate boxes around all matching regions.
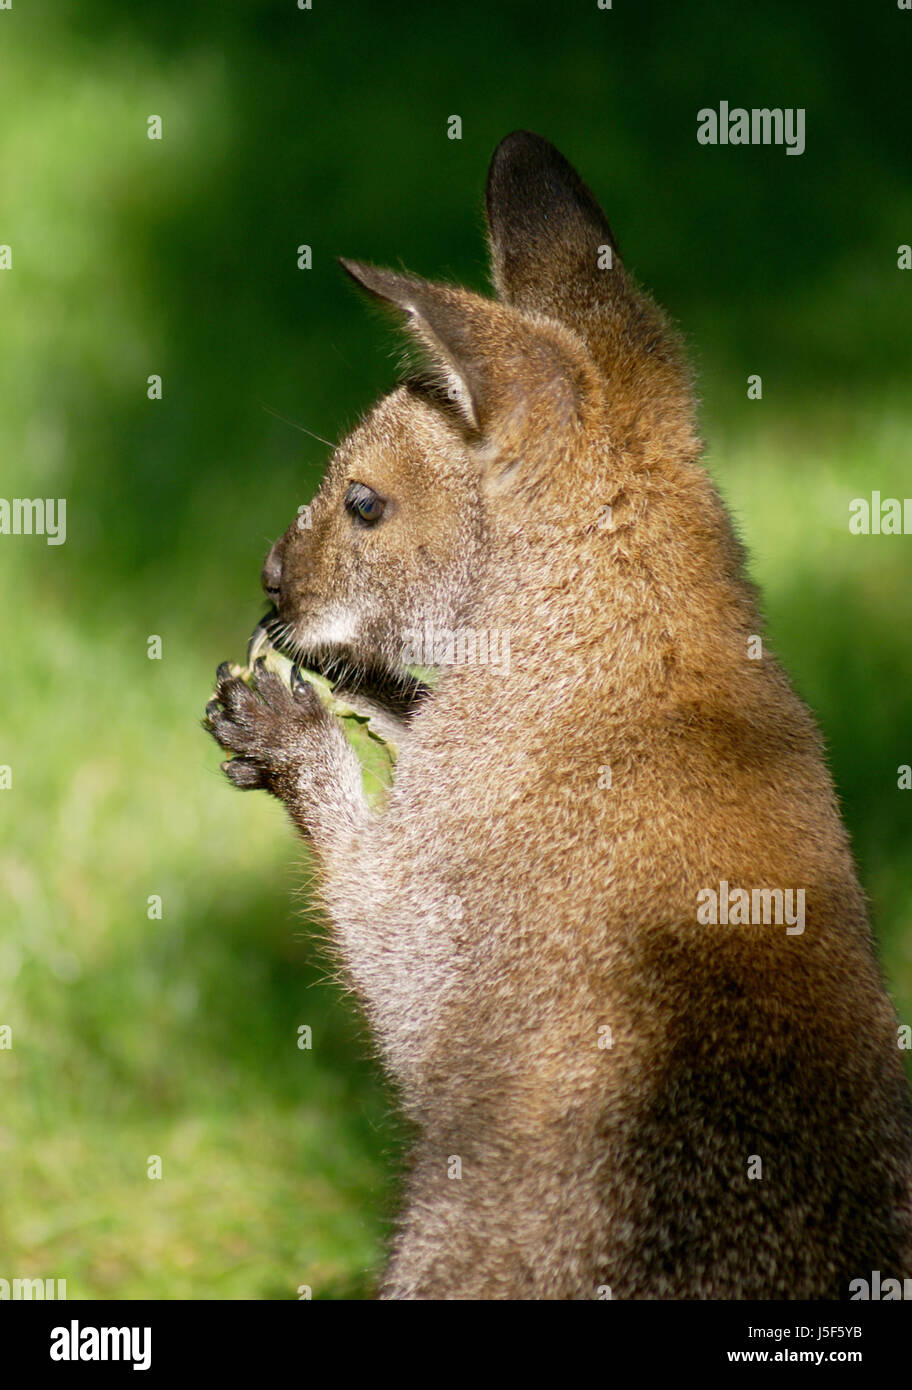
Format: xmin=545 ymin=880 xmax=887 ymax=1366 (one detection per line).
xmin=486 ymin=130 xmax=619 ymax=314
xmin=485 ymin=132 xmax=695 ymax=450
xmin=339 ymin=257 xmax=592 ymax=449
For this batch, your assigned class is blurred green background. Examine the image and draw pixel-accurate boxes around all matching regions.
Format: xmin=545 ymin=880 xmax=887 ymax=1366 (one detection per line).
xmin=1 ymin=0 xmax=910 ymax=1298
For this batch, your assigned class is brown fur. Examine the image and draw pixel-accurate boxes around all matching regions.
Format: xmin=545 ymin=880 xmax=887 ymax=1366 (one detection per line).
xmin=207 ymin=131 xmax=912 ymax=1298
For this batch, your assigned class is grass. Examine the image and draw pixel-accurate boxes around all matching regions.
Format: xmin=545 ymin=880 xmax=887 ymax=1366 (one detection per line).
xmin=3 ymin=400 xmax=908 ymax=1299
xmin=0 ymin=606 xmax=403 ymax=1299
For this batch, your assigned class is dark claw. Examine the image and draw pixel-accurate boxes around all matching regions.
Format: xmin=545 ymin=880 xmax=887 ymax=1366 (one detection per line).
xmin=205 ymin=698 xmax=221 ymax=721
xmin=293 ymin=679 xmax=319 ymax=708
xmin=216 ymin=661 xmax=233 ymax=683
xmin=223 ymin=757 xmax=264 ymax=789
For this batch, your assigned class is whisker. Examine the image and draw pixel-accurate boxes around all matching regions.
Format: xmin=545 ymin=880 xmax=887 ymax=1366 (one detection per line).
xmin=258 ymin=399 xmax=335 ymax=449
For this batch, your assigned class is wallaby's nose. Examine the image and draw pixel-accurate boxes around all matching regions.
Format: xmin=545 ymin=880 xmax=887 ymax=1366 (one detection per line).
xmin=261 ymin=542 xmax=283 ymax=603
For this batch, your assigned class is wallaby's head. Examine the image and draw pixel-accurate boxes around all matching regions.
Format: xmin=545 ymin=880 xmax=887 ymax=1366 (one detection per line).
xmin=261 ymin=131 xmax=699 ymax=686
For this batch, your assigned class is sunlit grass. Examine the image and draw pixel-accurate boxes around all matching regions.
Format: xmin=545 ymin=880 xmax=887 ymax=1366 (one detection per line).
xmin=4 ymin=402 xmax=908 ymax=1298
xmin=0 ymin=599 xmax=399 ymax=1298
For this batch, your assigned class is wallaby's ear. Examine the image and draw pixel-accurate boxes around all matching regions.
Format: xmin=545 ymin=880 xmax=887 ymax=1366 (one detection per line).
xmin=339 ymin=257 xmax=593 ymax=450
xmin=489 ymin=133 xmax=686 ymax=380
xmin=485 ymin=132 xmax=696 ymax=455
xmin=486 ymin=130 xmax=620 ymax=315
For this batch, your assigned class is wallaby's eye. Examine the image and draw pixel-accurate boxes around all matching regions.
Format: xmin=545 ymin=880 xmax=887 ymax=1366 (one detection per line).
xmin=345 ymin=482 xmax=386 ymax=526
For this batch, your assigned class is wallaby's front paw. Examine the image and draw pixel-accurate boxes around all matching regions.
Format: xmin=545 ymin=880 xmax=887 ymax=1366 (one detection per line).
xmin=205 ymin=660 xmax=327 ymax=794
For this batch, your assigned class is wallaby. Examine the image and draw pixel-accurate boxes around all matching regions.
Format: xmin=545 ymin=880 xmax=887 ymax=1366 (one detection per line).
xmin=206 ymin=131 xmax=912 ymax=1299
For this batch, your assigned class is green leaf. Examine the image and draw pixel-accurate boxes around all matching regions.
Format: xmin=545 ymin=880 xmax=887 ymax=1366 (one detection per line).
xmin=228 ymin=647 xmax=397 ymax=808
xmin=405 ymin=664 xmax=442 ymax=689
